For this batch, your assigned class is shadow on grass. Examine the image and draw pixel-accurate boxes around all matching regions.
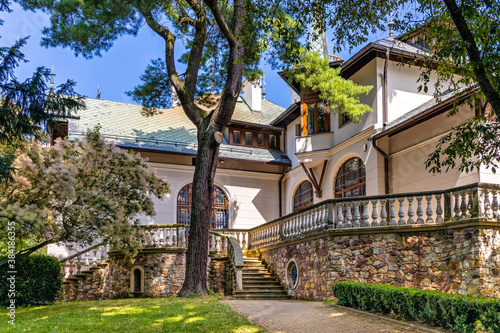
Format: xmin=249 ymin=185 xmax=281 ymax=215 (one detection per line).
xmin=0 ymin=297 xmax=262 ymax=333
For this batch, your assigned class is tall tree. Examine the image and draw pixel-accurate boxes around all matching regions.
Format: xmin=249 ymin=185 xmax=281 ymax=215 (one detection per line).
xmin=285 ymin=0 xmax=500 ymax=173
xmin=0 ymin=1 xmax=84 ymax=181
xmin=18 ymin=0 xmax=374 ymax=295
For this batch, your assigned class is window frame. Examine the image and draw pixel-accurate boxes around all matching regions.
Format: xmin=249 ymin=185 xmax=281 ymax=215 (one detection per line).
xmin=293 ymin=180 xmax=314 ymax=212
xmin=177 ymin=183 xmax=229 ymax=229
xmin=334 ymin=157 xmax=366 ymax=198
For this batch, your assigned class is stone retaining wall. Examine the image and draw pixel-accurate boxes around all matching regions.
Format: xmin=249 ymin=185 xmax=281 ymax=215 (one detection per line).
xmin=260 ymin=226 xmax=500 ymax=301
xmin=61 ymin=250 xmax=230 ymax=301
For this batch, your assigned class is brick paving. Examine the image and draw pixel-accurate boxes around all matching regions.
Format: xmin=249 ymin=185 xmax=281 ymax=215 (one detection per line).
xmin=222 ymin=299 xmax=441 ymax=333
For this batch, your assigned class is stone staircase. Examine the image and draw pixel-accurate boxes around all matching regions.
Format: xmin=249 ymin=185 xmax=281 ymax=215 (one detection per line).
xmin=234 ymin=255 xmax=290 ymax=300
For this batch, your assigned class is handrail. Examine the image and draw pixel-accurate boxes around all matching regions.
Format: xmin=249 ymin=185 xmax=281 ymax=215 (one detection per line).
xmin=209 ymin=230 xmax=244 ymax=291
xmin=58 ymin=242 xmax=104 ymax=263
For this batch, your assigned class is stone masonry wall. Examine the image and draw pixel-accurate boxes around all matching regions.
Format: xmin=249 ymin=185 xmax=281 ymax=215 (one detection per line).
xmin=208 ymin=257 xmax=228 ymax=295
xmin=104 ymin=251 xmax=186 ymax=299
xmin=260 ymin=226 xmax=500 ymax=301
xmin=61 ymin=250 xmax=230 ymax=301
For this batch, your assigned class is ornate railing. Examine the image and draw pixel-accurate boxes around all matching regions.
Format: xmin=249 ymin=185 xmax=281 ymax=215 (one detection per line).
xmin=59 ymin=243 xmax=110 ymax=279
xmin=248 ymin=183 xmax=500 ymax=250
xmin=210 ymin=230 xmax=244 ymax=292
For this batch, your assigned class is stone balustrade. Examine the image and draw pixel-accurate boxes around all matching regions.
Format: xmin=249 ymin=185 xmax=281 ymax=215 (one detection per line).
xmin=248 ymin=182 xmax=500 ymax=250
xmin=60 ymin=243 xmax=110 ymax=279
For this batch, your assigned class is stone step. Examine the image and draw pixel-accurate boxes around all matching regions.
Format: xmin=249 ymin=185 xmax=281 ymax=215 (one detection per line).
xmin=243 ymin=261 xmax=264 ymax=266
xmin=242 ymin=278 xmax=281 ymax=284
xmin=242 ymin=285 xmax=285 ymax=290
xmin=242 ymin=268 xmax=269 ymax=273
xmin=233 ymin=294 xmax=290 ymax=300
xmin=242 ymin=272 xmax=273 ymax=278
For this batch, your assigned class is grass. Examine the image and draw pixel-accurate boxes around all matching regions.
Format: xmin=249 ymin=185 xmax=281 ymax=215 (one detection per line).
xmin=0 ymin=296 xmax=262 ymax=333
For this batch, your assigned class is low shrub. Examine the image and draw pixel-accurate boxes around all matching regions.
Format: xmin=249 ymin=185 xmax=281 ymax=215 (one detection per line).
xmin=0 ymin=255 xmax=62 ymax=306
xmin=333 ymin=281 xmax=500 ymax=332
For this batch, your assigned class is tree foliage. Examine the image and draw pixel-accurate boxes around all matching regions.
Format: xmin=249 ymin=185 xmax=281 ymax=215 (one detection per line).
xmin=285 ymin=0 xmax=500 ymax=172
xmin=0 ymin=128 xmax=170 ymax=265
xmin=0 ymin=2 xmax=84 ymax=181
xmin=287 ymin=52 xmax=373 ymax=122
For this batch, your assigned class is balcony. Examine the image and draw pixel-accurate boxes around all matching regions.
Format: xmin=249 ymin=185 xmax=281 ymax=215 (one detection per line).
xmin=295 ymin=132 xmax=335 ymax=154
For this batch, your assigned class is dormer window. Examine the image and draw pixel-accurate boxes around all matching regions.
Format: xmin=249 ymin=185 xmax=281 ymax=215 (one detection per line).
xmin=51 ymin=121 xmax=68 ymax=145
xmin=228 ymin=127 xmax=280 ymax=149
xmin=233 ymin=130 xmax=241 ymax=144
xmin=245 ymin=132 xmax=253 ymax=145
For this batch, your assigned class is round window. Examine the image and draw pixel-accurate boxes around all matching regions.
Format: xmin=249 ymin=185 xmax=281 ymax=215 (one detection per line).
xmin=287 ymin=260 xmax=299 ymax=289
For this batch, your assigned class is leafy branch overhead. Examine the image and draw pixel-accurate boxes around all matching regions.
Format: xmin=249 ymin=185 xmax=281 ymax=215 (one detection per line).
xmin=287 ymin=52 xmax=372 ymax=122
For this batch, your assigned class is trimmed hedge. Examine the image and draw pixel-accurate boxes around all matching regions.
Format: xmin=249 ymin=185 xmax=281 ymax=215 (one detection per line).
xmin=0 ymin=255 xmax=62 ymax=306
xmin=333 ymin=281 xmax=500 ymax=333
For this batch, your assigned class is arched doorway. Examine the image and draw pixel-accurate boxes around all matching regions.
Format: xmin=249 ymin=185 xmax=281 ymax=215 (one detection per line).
xmin=177 ymin=183 xmax=229 ymax=229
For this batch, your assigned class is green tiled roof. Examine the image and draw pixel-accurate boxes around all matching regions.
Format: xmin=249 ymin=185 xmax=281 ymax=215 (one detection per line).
xmin=67 ymin=96 xmax=290 ymax=165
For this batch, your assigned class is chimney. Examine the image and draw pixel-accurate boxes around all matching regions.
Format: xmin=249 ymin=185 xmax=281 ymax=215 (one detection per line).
xmin=240 ymin=78 xmax=262 ymax=113
xmin=171 ymin=85 xmax=181 ymax=107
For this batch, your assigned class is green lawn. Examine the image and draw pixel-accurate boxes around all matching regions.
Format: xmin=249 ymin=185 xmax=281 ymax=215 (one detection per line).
xmin=0 ymin=296 xmax=262 ymax=332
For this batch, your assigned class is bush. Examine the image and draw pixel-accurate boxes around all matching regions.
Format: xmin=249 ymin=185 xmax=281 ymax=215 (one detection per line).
xmin=0 ymin=255 xmax=62 ymax=306
xmin=333 ymin=281 xmax=500 ymax=332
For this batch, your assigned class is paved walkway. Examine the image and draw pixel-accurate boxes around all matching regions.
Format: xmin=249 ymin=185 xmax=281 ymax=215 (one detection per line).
xmin=222 ymin=299 xmax=442 ymax=333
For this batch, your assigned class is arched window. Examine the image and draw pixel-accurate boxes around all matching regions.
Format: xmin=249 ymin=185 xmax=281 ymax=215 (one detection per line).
xmin=293 ymin=181 xmax=314 ymax=211
xmin=334 ymin=157 xmax=366 ymax=198
xmin=177 ymin=183 xmax=229 ymax=229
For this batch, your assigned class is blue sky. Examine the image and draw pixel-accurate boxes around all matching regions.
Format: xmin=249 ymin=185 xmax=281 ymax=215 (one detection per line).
xmin=1 ymin=4 xmax=388 ymax=109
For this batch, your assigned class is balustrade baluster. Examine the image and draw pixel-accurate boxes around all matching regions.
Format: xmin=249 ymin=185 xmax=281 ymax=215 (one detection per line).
xmin=380 ymin=199 xmax=387 ymax=226
xmin=492 ymin=189 xmax=500 ymax=220
xmin=172 ymin=229 xmax=177 ymax=247
xmin=407 ymin=197 xmax=415 ymax=224
xmin=151 ymin=228 xmax=158 ymax=247
xmin=485 ymin=189 xmax=493 ymax=219
xmin=92 ymin=249 xmax=98 ymax=267
xmin=416 ymin=196 xmax=424 ymax=224
xmin=466 ymin=188 xmax=472 ymax=218
xmin=345 ymin=202 xmax=353 ymax=228
xmin=453 ymin=191 xmax=460 ymax=219
xmin=159 ymin=228 xmax=166 ymax=247
xmin=460 ymin=190 xmax=467 ymax=219
xmin=165 ymin=228 xmax=172 ymax=247
xmin=425 ymin=195 xmax=434 ymax=224
xmin=242 ymin=232 xmax=247 ymax=250
xmin=215 ymin=237 xmax=221 ymax=257
xmin=371 ymin=199 xmax=379 ymax=226
xmin=100 ymin=245 xmax=107 ymax=262
xmin=179 ymin=227 xmax=186 ymax=248
xmin=362 ymin=201 xmax=370 ymax=227
xmin=388 ymin=198 xmax=396 ymax=226
xmin=435 ymin=194 xmax=443 ymax=223
xmin=353 ymin=201 xmax=361 ymax=227
xmin=85 ymin=252 xmax=90 ymax=269
xmin=76 ymin=255 xmax=82 ymax=274
xmin=69 ymin=258 xmax=74 ymax=277
xmin=397 ymin=198 xmax=406 ymax=225
xmin=337 ymin=203 xmax=344 ymax=228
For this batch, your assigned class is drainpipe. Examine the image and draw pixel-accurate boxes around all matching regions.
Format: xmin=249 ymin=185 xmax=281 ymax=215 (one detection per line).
xmin=372 ymin=47 xmax=391 ymax=195
xmin=383 ymin=47 xmax=390 ymax=126
xmin=372 ymin=138 xmax=389 ymax=195
xmin=279 ymin=128 xmax=288 ymax=217
xmin=279 ymin=167 xmax=288 ymax=217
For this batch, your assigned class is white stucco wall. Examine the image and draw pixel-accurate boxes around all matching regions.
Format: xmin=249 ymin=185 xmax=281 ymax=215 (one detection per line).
xmin=147 ymin=163 xmax=281 ymax=229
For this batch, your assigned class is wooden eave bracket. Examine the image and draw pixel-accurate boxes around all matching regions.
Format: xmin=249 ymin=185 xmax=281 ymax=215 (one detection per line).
xmin=300 ymin=160 xmax=329 ymax=199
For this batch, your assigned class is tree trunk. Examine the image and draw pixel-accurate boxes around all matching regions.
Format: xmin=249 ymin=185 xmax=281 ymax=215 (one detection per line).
xmin=178 ymin=124 xmax=219 ymax=297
